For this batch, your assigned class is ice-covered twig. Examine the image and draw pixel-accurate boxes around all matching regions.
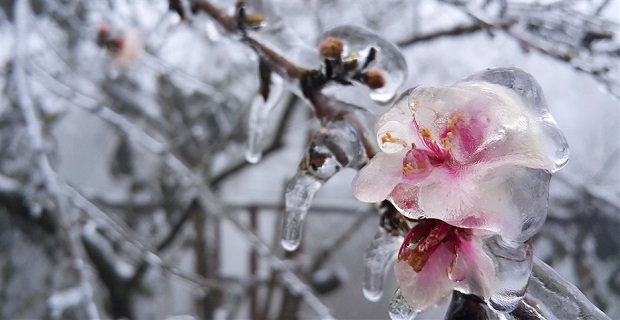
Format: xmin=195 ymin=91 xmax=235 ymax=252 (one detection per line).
xmin=397 ymin=21 xmax=515 ymax=47
xmin=441 ymin=0 xmax=619 ymax=98
xmin=64 ymin=183 xmax=234 ymax=291
xmin=33 ymin=63 xmax=334 ymax=316
xmin=13 ymin=0 xmax=100 ymax=318
xmin=198 ymin=187 xmax=335 ymax=320
xmin=520 ymin=257 xmax=611 ymax=320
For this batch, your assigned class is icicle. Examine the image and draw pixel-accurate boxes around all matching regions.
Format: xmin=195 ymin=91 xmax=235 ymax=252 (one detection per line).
xmin=281 ymin=117 xmax=370 ymax=251
xmin=389 ymin=288 xmax=420 ymax=320
xmin=485 ymin=236 xmax=533 ymax=313
xmin=281 ymin=172 xmax=323 ymax=251
xmin=245 ymin=74 xmax=284 ymax=163
xmin=363 ymin=228 xmax=400 ymax=302
xmin=321 ymin=26 xmax=408 ymax=104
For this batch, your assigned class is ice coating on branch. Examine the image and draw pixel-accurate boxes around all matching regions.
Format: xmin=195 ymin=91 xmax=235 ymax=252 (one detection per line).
xmin=245 ymin=75 xmax=284 ymax=163
xmin=484 ymin=236 xmax=533 ymax=313
xmin=352 ymin=67 xmax=568 ymax=240
xmin=389 ymin=288 xmax=420 ymax=320
xmin=282 ymin=111 xmax=373 ymax=251
xmin=321 ymin=26 xmax=408 ymax=104
xmin=363 ymin=228 xmax=400 ymax=301
xmin=246 ymin=0 xmax=319 ymax=71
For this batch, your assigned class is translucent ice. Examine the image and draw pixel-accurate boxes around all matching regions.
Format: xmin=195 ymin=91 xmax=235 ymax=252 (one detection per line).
xmin=362 ymin=228 xmax=400 ymax=302
xmin=524 ymin=257 xmax=612 ymax=320
xmin=321 ymin=26 xmax=407 ymax=104
xmin=245 ymin=0 xmax=319 ymax=72
xmin=282 ymin=172 xmax=323 ymax=251
xmin=352 ymin=67 xmax=569 ymax=241
xmin=389 ymin=288 xmax=420 ymax=320
xmin=463 ymin=67 xmax=569 ymax=171
xmin=282 ymin=115 xmax=372 ymax=251
xmin=245 ymin=74 xmax=284 ymax=163
xmin=484 ymin=236 xmax=533 ymax=313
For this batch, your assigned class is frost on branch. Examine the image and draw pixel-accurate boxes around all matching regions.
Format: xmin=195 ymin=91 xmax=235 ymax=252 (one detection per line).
xmin=352 ymin=67 xmax=571 ymax=315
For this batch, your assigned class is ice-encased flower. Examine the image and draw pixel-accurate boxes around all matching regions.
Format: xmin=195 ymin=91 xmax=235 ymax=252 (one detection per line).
xmin=352 ymin=67 xmax=568 ymax=241
xmin=394 ymin=219 xmax=494 ymax=311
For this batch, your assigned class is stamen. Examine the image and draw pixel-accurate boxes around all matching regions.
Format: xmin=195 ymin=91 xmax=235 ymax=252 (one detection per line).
xmin=380 ymin=132 xmax=408 ymax=148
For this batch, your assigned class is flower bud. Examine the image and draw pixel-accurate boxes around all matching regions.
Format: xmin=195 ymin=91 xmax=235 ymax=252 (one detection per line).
xmin=96 ymin=24 xmax=110 ymax=47
xmin=319 ymin=37 xmax=344 ymax=60
xmin=245 ymin=14 xmax=265 ymax=28
xmin=111 ymin=29 xmax=142 ymax=67
xmin=365 ymin=69 xmax=386 ymax=89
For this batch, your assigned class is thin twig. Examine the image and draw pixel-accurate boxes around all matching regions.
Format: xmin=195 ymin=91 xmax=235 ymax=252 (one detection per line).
xmin=13 ymin=0 xmax=100 ymax=318
xmin=397 ymin=21 xmax=513 ymax=47
xmin=64 ymin=183 xmax=234 ymax=290
xmin=199 ymin=187 xmax=335 ymax=320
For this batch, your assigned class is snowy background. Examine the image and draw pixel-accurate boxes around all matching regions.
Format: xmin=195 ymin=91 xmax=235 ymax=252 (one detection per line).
xmin=0 ymin=0 xmax=618 ymax=319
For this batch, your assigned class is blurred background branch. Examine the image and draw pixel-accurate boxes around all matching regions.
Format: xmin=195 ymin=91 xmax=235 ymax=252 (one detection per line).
xmin=0 ymin=0 xmax=618 ymax=319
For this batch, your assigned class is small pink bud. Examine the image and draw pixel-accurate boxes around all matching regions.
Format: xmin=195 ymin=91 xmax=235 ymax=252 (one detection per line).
xmin=111 ymin=29 xmax=142 ymax=67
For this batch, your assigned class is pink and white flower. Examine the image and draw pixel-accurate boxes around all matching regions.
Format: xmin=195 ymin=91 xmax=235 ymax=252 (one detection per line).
xmin=394 ymin=219 xmax=494 ymax=311
xmin=352 ymin=67 xmax=568 ymax=241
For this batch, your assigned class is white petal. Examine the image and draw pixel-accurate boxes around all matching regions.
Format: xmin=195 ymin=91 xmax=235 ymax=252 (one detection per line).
xmin=394 ymin=245 xmax=455 ymax=311
xmin=352 ymin=151 xmax=404 ymax=203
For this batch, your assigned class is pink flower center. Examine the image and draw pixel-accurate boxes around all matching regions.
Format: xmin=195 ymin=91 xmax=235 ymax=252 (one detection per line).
xmin=398 ymin=219 xmax=470 ymax=273
xmin=401 ymin=127 xmax=452 ymax=181
xmin=402 ymin=110 xmax=484 ymax=179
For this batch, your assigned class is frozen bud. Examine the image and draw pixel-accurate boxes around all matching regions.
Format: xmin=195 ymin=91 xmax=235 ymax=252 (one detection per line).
xmin=245 ymin=14 xmax=265 ymax=29
xmin=343 ymin=58 xmax=358 ymax=71
xmin=110 ymin=29 xmax=143 ymax=67
xmin=321 ymin=25 xmax=407 ymax=103
xmin=365 ymin=69 xmax=386 ymax=89
xmin=319 ymin=37 xmax=344 ymax=60
xmin=96 ymin=24 xmax=110 ymax=47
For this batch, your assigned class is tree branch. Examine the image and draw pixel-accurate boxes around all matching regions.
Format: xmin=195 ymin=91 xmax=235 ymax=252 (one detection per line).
xmin=13 ymin=0 xmax=100 ymax=318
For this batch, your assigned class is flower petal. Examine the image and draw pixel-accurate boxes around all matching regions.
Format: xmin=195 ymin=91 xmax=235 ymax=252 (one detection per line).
xmin=462 ymin=67 xmax=569 ymax=172
xmin=394 ymin=245 xmax=456 ymax=311
xmin=450 ymin=235 xmax=495 ymax=299
xmin=352 ymin=150 xmax=404 ymax=202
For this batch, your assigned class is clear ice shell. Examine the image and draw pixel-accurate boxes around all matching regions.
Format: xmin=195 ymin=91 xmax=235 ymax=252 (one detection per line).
xmin=282 ymin=111 xmax=374 ymax=251
xmin=246 ymin=0 xmax=320 ymax=73
xmin=363 ymin=228 xmax=400 ymax=302
xmin=484 ymin=236 xmax=533 ymax=313
xmin=389 ymin=288 xmax=420 ymax=320
xmin=281 ymin=172 xmax=323 ymax=251
xmin=245 ymin=75 xmax=284 ymax=164
xmin=321 ymin=25 xmax=408 ymax=104
xmin=525 ymin=257 xmax=612 ymax=320
xmin=462 ymin=67 xmax=569 ymax=172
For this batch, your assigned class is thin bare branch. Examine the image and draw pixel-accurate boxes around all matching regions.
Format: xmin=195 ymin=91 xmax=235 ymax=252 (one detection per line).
xmin=13 ymin=0 xmax=100 ymax=318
